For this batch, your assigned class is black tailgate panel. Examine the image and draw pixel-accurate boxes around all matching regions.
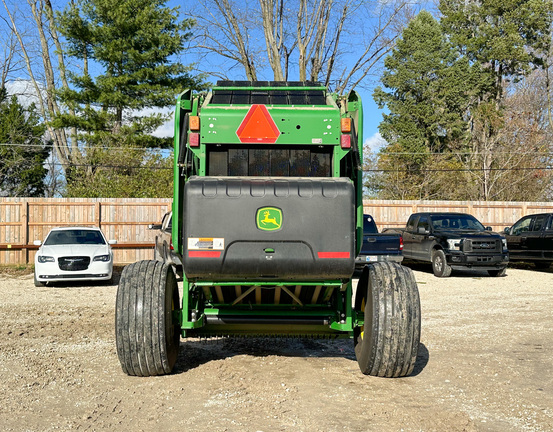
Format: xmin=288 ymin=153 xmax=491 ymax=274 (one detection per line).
xmin=183 ymin=176 xmax=355 ymax=281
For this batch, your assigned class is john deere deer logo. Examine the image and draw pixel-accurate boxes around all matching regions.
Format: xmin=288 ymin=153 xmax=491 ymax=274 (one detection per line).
xmin=256 ymin=207 xmax=282 ymax=231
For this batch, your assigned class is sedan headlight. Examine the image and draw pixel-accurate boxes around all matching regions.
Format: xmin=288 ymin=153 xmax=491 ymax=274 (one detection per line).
xmin=93 ymin=254 xmax=111 ymax=262
xmin=446 ymin=239 xmax=462 ymax=251
xmin=38 ymin=256 xmax=55 ymax=263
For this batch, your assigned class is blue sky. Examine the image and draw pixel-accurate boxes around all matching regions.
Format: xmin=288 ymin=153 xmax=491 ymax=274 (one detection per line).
xmin=1 ymin=0 xmax=397 ymax=154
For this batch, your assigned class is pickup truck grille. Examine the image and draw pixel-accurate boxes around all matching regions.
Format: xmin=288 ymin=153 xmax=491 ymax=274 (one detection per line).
xmin=463 ymin=239 xmax=500 ymax=253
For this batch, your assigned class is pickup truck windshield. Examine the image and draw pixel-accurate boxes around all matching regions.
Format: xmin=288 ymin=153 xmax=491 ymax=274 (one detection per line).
xmin=431 ymin=215 xmax=485 ymax=231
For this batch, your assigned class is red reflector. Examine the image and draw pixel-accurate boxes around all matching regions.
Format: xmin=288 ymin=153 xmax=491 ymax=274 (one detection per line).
xmin=236 ymin=104 xmax=280 ymax=143
xmin=318 ymin=252 xmax=350 ymax=259
xmin=189 ymin=132 xmax=200 ymax=147
xmin=340 ymin=135 xmax=351 ymax=149
xmin=189 ymin=251 xmax=221 ymax=258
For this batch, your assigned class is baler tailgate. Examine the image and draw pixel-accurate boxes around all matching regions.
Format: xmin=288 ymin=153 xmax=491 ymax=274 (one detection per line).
xmin=183 ymin=176 xmax=355 ymax=281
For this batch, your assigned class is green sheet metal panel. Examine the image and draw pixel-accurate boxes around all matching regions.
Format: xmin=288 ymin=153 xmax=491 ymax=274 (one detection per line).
xmin=199 ymin=105 xmax=341 ymax=146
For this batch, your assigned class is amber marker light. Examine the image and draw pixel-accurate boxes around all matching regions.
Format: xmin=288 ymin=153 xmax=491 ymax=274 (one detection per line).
xmin=341 ymin=117 xmax=351 ymax=133
xmin=189 ymin=115 xmax=200 ymax=131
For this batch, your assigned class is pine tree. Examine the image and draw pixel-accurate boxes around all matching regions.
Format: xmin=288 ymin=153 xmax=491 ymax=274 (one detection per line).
xmin=0 ymin=88 xmax=49 ymax=197
xmin=373 ymin=11 xmax=477 ymax=199
xmin=54 ymin=0 xmax=202 ymax=197
xmin=439 ymin=0 xmax=553 ymax=200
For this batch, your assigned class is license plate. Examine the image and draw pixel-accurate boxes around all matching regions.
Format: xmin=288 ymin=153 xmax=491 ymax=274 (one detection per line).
xmin=365 ymin=256 xmax=377 ymax=262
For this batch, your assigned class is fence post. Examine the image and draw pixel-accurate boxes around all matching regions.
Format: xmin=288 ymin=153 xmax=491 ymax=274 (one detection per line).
xmin=95 ymin=201 xmax=101 ymax=229
xmin=22 ymin=200 xmax=29 ymax=265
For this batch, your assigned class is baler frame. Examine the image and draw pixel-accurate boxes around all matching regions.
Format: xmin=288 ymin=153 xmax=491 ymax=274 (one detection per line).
xmin=115 ymin=81 xmax=420 ymax=378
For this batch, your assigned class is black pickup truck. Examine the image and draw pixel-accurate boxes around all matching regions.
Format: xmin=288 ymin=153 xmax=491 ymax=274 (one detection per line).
xmin=355 ymin=214 xmax=403 ymax=269
xmin=386 ymin=212 xmax=508 ymax=277
xmin=504 ymin=213 xmax=553 ymax=269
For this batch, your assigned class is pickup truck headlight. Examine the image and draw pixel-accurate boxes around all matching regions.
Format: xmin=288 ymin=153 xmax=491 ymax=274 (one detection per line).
xmin=502 ymin=238 xmax=507 ymax=250
xmin=38 ymin=255 xmax=55 ymax=263
xmin=93 ymin=254 xmax=111 ymax=262
xmin=446 ymin=239 xmax=462 ymax=251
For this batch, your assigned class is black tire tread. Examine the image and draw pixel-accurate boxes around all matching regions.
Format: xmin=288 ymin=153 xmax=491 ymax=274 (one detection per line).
xmin=355 ymin=262 xmax=421 ymax=378
xmin=115 ymin=260 xmax=179 ymax=376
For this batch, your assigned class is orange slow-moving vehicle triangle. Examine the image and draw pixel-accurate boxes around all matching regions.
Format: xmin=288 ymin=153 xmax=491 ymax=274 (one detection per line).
xmin=236 ymin=104 xmax=280 ymax=143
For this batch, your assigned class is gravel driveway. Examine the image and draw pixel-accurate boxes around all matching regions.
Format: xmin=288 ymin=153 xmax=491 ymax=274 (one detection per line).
xmin=1 ymin=264 xmax=552 ymax=431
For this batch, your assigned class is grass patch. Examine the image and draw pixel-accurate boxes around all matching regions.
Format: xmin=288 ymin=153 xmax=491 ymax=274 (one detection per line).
xmin=0 ymin=265 xmax=34 ymax=276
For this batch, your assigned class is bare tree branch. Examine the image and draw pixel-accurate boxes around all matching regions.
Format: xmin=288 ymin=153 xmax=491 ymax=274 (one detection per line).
xmin=187 ymin=0 xmax=416 ymax=93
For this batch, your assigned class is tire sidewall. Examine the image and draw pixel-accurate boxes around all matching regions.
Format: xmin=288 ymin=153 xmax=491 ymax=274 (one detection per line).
xmin=432 ymin=250 xmax=450 ymax=277
xmin=162 ymin=266 xmax=180 ymax=370
xmin=353 ymin=265 xmax=376 ymax=371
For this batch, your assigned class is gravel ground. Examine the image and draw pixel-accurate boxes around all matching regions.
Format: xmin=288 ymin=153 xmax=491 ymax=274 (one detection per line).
xmin=0 ymin=264 xmax=552 ymax=432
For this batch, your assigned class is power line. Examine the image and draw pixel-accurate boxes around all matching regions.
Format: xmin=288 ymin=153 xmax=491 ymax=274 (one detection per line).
xmin=365 ymin=166 xmax=553 ymax=173
xmin=1 ymin=143 xmax=551 ymax=173
xmin=39 ymin=162 xmax=552 ymax=173
xmin=370 ymin=151 xmax=553 ymax=156
xmin=1 ymin=142 xmax=553 ymax=156
xmin=0 ymin=143 xmax=172 ymax=151
xmin=46 ymin=162 xmax=173 ymax=170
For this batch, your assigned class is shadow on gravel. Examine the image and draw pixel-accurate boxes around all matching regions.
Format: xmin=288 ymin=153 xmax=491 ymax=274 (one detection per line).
xmin=412 ymin=343 xmax=429 ymax=377
xmin=173 ymin=338 xmax=429 ymax=378
xmin=404 ymin=260 xmax=553 ymax=277
xmin=507 ymin=261 xmax=553 ymax=274
xmin=173 ymin=337 xmax=357 ymax=374
xmin=403 ymin=261 xmax=500 ymax=278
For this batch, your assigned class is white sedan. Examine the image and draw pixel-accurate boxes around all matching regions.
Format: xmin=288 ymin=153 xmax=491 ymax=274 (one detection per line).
xmin=34 ymin=227 xmax=117 ymax=286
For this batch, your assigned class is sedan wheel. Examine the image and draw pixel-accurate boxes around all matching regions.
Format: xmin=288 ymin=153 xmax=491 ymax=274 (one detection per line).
xmin=34 ymin=273 xmax=46 ymax=287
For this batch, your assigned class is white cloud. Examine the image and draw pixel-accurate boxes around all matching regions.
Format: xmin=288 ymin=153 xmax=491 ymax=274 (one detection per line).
xmin=152 ymin=113 xmax=174 ymax=138
xmin=130 ymin=106 xmax=174 ymax=138
xmin=363 ymin=132 xmax=387 ymax=153
xmin=5 ymin=79 xmax=42 ymax=107
xmin=5 ymin=81 xmax=176 ymax=138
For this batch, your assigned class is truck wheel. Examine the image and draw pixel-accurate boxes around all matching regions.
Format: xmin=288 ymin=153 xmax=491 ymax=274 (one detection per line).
xmin=431 ymin=250 xmax=452 ymax=277
xmin=115 ymin=260 xmax=180 ymax=376
xmin=354 ymin=262 xmax=421 ymax=377
xmin=488 ymin=268 xmax=507 ymax=277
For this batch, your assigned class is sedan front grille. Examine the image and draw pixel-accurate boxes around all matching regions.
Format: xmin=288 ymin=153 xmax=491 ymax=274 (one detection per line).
xmin=463 ymin=239 xmax=500 ymax=253
xmin=58 ymin=256 xmax=90 ymax=271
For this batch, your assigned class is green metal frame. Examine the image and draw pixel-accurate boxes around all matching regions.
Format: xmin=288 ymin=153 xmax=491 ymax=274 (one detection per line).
xmin=172 ymin=82 xmax=364 ymax=338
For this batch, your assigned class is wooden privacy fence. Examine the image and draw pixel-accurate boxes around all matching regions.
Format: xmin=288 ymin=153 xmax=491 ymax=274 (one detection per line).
xmin=0 ymin=198 xmax=171 ymax=265
xmin=1 ymin=197 xmax=552 ymax=265
xmin=363 ymin=200 xmax=553 ymax=232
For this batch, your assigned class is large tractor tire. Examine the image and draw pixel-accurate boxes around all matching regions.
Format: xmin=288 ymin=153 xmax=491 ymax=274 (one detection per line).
xmin=115 ymin=260 xmax=180 ymax=376
xmin=354 ymin=262 xmax=421 ymax=377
